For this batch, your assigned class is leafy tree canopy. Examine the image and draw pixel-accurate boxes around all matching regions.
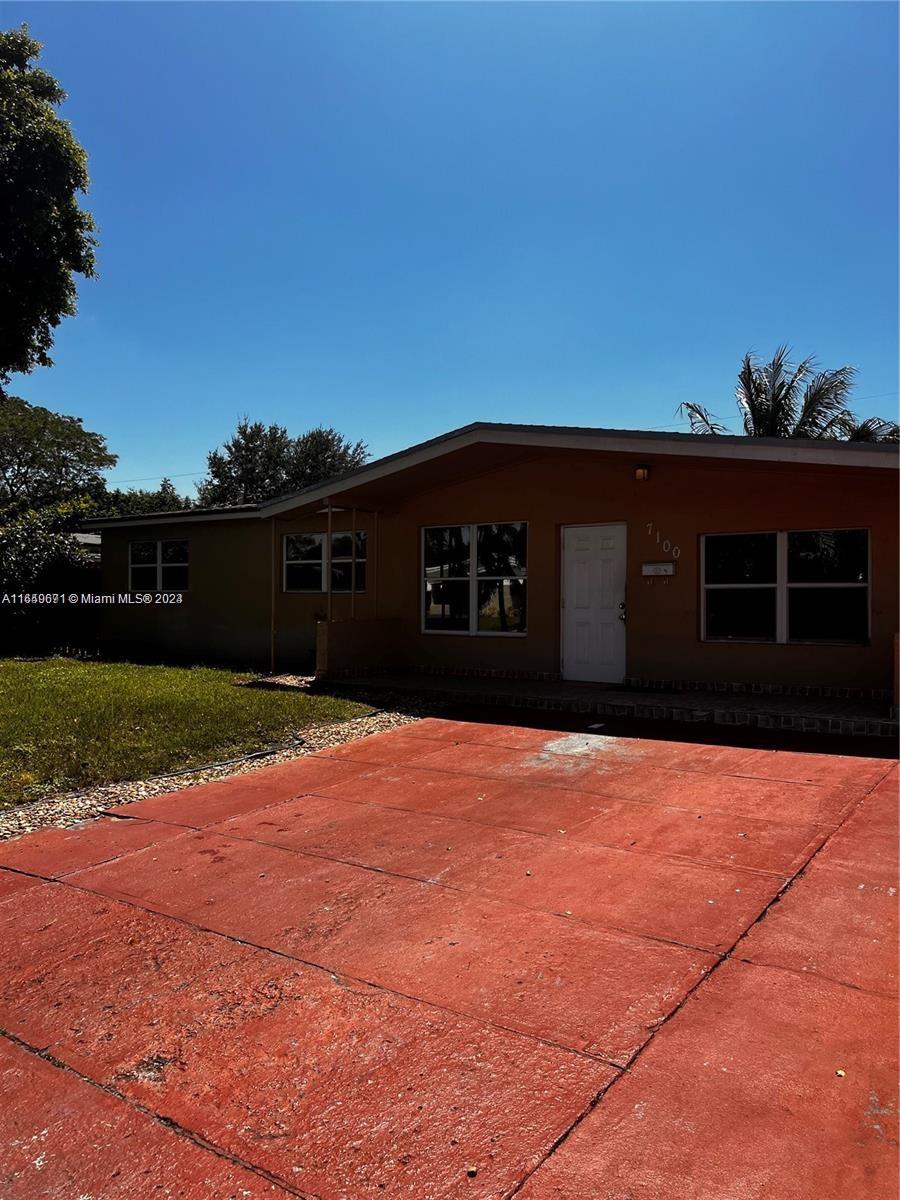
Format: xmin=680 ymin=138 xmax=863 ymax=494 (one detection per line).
xmin=0 ymin=25 xmax=97 ymax=391
xmin=680 ymin=346 xmax=899 ymax=442
xmin=98 ymin=477 xmax=194 ymax=518
xmin=0 ymin=497 xmax=91 ymax=590
xmin=0 ymin=395 xmax=116 ymax=516
xmin=197 ymin=419 xmax=368 ymax=507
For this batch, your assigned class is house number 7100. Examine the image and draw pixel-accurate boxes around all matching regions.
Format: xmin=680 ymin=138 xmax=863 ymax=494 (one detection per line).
xmin=646 ymin=522 xmax=681 ymax=558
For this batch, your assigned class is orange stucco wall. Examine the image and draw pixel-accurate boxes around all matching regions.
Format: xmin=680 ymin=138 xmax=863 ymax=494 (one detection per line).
xmin=99 ymin=448 xmax=898 ymax=689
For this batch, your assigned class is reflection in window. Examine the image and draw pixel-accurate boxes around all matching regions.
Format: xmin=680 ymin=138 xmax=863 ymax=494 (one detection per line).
xmin=423 ymin=526 xmax=470 ymax=579
xmin=476 ymin=523 xmax=527 ymax=577
xmin=477 ymin=578 xmax=527 ymax=633
xmin=425 ymin=579 xmax=470 ymax=631
xmin=787 ymin=530 xmax=868 ymax=584
xmin=423 ymin=523 xmax=527 ymax=634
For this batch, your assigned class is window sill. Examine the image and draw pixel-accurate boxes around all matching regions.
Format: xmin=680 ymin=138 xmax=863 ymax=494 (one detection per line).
xmin=422 ymin=629 xmax=528 ymax=638
xmin=701 ymin=637 xmax=870 ymax=648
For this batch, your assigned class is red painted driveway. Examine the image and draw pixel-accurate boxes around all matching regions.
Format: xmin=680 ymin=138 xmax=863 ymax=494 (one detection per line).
xmin=0 ymin=720 xmax=895 ymax=1199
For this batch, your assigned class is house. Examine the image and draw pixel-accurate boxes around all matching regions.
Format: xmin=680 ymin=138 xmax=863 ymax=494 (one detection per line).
xmin=89 ymin=422 xmax=899 ymax=695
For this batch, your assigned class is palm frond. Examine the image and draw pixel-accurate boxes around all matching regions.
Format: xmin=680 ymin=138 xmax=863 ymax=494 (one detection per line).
xmin=792 ymin=366 xmax=857 ymax=439
xmin=735 ymin=352 xmax=767 ymax=435
xmin=763 ymin=345 xmax=796 ymax=438
xmin=677 ymin=402 xmax=728 ymax=436
xmin=843 ymin=415 xmax=900 ymax=443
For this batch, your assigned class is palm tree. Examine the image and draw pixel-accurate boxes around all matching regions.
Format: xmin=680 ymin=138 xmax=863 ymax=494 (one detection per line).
xmin=679 ymin=346 xmax=898 ymax=442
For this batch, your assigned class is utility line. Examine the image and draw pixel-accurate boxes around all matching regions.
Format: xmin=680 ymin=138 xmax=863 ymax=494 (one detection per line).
xmin=104 ymin=391 xmax=898 ymax=483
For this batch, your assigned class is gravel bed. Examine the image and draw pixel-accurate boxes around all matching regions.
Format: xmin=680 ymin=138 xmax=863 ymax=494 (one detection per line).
xmin=0 ymin=697 xmax=432 ymax=841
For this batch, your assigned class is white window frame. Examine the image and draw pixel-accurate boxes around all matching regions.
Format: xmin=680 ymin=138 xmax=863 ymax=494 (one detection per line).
xmin=700 ymin=527 xmax=870 ymax=645
xmin=283 ymin=532 xmax=325 ymax=593
xmin=421 ymin=521 xmax=528 ymax=637
xmin=128 ymin=539 xmax=189 ymax=592
xmin=330 ymin=530 xmax=367 ymax=594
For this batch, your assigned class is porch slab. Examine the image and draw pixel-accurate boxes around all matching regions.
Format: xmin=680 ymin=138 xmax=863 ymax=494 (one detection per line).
xmin=0 ymin=717 xmax=895 ymax=1197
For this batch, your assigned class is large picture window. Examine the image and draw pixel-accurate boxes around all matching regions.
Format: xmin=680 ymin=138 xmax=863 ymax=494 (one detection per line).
xmin=129 ymin=540 xmax=189 ymax=592
xmin=423 ymin=522 xmax=527 ymax=634
xmin=702 ymin=529 xmax=868 ymax=644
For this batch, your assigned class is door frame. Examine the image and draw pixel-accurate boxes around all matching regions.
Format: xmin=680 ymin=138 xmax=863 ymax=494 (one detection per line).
xmin=559 ymin=521 xmax=628 ymax=681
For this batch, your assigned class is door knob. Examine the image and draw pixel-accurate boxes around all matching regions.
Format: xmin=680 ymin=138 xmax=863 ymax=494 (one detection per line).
xmin=618 ymin=611 xmax=626 ymax=622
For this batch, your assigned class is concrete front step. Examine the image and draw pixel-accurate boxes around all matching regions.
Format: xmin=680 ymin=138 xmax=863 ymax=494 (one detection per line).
xmin=320 ymin=674 xmax=899 ymax=739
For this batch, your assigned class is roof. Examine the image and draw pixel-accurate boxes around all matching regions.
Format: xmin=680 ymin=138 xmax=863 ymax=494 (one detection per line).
xmin=86 ymin=421 xmax=899 ymax=528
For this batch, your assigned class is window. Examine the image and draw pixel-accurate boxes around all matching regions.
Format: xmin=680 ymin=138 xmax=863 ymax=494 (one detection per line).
xmin=786 ymin=529 xmax=868 ymax=643
xmin=423 ymin=522 xmax=527 ymax=634
xmin=283 ymin=530 xmax=368 ymax=593
xmin=331 ymin=530 xmax=367 ymax=592
xmin=284 ymin=533 xmax=324 ymax=592
xmin=129 ymin=540 xmax=189 ymax=591
xmin=702 ymin=533 xmax=777 ymax=642
xmin=702 ymin=529 xmax=868 ymax=644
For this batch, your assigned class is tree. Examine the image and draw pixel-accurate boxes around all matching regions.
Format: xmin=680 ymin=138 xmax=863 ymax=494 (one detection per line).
xmin=0 ymin=497 xmax=90 ymax=590
xmin=196 ymin=419 xmax=368 ymax=506
xmin=679 ymin=346 xmax=899 ymax=442
xmin=0 ymin=395 xmax=116 ymax=516
xmin=0 ymin=25 xmax=97 ymax=393
xmin=98 ymin=477 xmax=193 ymax=518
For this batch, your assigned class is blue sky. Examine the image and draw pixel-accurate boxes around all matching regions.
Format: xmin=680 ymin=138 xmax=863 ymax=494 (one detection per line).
xmin=5 ymin=1 xmax=898 ymax=492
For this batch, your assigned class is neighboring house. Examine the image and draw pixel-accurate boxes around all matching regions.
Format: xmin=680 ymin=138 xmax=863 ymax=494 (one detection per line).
xmin=89 ymin=422 xmax=899 ymax=693
xmin=73 ymin=531 xmax=101 ymax=563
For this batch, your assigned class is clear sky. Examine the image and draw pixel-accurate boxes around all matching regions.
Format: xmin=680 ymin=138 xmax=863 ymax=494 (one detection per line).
xmin=4 ymin=0 xmax=898 ymax=492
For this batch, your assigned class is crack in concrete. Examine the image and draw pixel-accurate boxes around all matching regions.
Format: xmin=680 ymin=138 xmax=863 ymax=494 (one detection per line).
xmin=501 ymin=764 xmax=894 ymax=1199
xmin=0 ymin=1028 xmax=317 ymax=1199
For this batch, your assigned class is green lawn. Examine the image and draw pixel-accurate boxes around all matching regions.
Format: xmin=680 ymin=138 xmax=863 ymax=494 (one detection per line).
xmin=0 ymin=658 xmax=369 ymax=810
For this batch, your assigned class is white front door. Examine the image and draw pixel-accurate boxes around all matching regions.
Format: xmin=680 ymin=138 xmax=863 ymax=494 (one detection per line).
xmin=561 ymin=523 xmax=627 ymax=682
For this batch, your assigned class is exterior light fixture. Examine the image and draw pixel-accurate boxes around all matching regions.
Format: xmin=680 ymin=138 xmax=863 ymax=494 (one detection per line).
xmin=635 ymin=465 xmax=651 ymax=481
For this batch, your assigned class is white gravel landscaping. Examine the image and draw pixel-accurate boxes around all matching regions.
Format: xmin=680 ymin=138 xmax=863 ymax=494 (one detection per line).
xmin=0 ymin=703 xmax=421 ymax=841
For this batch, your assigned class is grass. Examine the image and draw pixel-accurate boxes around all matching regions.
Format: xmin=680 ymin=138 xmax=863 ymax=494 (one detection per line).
xmin=0 ymin=657 xmax=369 ymax=810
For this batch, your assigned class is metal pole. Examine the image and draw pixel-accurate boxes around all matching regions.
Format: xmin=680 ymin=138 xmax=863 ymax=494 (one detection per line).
xmin=350 ymin=506 xmax=357 ymax=619
xmin=269 ymin=517 xmax=277 ymax=674
xmin=326 ymin=501 xmax=333 ymax=623
xmin=373 ymin=509 xmax=379 ymax=619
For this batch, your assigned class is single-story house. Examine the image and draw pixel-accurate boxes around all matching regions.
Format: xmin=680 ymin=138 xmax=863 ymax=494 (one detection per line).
xmin=89 ymin=422 xmax=899 ymax=695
